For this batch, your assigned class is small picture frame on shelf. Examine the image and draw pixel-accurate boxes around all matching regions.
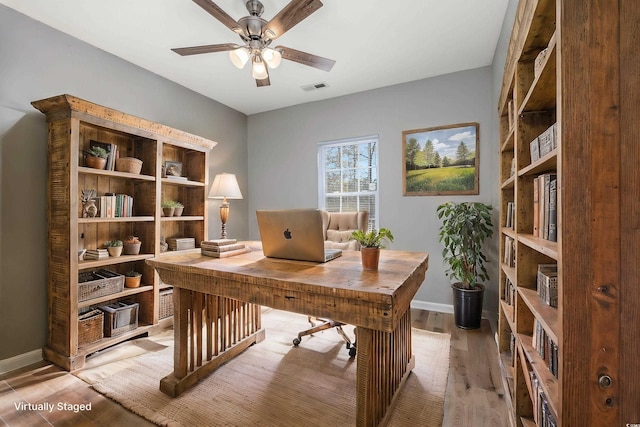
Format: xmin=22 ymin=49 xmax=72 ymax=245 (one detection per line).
xmin=164 ymin=161 xmax=186 ymax=180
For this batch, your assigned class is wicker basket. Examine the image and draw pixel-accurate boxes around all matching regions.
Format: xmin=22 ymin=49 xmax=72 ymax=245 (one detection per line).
xmin=78 ymin=269 xmax=124 ymax=302
xmin=100 ymin=301 xmax=139 ymax=337
xmin=115 ymin=157 xmax=143 ymax=174
xmin=78 ymin=309 xmax=104 ymax=346
xmin=159 ymin=288 xmax=174 ymax=319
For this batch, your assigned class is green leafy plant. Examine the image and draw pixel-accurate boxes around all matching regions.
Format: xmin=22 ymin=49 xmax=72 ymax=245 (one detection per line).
xmin=85 ymin=146 xmax=109 ymax=159
xmin=174 ymin=201 xmax=184 ymax=208
xmin=125 ymin=271 xmax=142 ymax=277
xmin=437 ymin=201 xmax=494 ymax=289
xmin=351 ymin=228 xmax=394 ymax=248
xmin=104 ymin=239 xmax=123 ymax=247
xmin=161 ymin=200 xmax=180 ymax=208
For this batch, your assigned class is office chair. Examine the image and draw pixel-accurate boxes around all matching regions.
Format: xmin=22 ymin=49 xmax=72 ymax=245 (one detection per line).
xmin=292 ymin=210 xmax=369 ymax=358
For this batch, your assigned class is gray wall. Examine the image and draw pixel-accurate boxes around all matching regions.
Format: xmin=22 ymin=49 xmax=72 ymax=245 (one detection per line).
xmin=0 ymin=5 xmax=248 ymax=361
xmin=247 ymin=67 xmax=500 ymax=314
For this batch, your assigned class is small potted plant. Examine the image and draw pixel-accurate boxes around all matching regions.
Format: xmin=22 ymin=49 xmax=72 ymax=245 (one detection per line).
xmin=351 ymin=228 xmax=394 ymax=270
xmin=105 ymin=239 xmax=123 ymax=257
xmin=84 ymin=146 xmax=109 ymax=169
xmin=437 ymin=201 xmax=494 ymax=329
xmin=161 ymin=200 xmax=177 ymax=217
xmin=124 ymin=271 xmax=142 ymax=288
xmin=173 ymin=201 xmax=184 ymax=217
xmin=123 ymin=236 xmax=142 ymax=255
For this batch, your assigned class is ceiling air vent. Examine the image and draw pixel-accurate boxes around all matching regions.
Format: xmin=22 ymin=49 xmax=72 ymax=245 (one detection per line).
xmin=301 ymin=82 xmax=329 ymax=92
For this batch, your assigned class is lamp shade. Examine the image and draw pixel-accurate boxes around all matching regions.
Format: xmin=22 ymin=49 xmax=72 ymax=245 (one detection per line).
xmin=209 ymin=173 xmax=243 ymax=200
xmin=229 ymin=47 xmax=250 ymax=69
xmin=251 ymin=56 xmax=268 ymax=80
xmin=262 ymin=47 xmax=282 ymax=69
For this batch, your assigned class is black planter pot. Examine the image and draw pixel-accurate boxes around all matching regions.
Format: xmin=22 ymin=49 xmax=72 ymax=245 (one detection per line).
xmin=451 ymin=283 xmax=485 ymax=329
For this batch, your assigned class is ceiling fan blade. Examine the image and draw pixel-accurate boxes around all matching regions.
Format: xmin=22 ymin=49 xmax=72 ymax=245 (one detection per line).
xmin=192 ymin=0 xmax=244 ymax=34
xmin=262 ymin=0 xmax=323 ymax=40
xmin=256 ymin=76 xmax=271 ymax=87
xmin=277 ymin=46 xmax=335 ymax=72
xmin=256 ymin=66 xmax=271 ymax=87
xmin=172 ymin=43 xmax=239 ymax=56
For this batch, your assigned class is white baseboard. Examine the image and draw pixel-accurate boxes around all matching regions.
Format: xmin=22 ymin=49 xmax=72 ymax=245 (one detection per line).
xmin=0 ymin=349 xmax=42 ymax=375
xmin=411 ymin=300 xmax=454 ymax=314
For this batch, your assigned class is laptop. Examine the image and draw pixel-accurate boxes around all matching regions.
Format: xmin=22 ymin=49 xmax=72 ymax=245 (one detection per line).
xmin=256 ymin=209 xmax=342 ymax=263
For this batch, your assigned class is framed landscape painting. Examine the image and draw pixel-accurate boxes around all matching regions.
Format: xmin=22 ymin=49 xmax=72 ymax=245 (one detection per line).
xmin=402 ymin=122 xmax=479 ymax=196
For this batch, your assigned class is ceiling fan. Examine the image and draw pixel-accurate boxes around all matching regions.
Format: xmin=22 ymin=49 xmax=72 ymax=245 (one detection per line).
xmin=172 ymin=0 xmax=336 ymax=87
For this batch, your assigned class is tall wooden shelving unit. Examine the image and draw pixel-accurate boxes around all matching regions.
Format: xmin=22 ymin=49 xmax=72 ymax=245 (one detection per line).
xmin=32 ymin=94 xmax=217 ymax=370
xmin=497 ymin=0 xmax=640 ymax=426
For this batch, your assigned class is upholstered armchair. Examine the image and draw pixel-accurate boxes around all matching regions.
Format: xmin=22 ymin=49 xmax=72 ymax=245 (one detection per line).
xmin=293 ymin=210 xmax=369 ymax=357
xmin=321 ymin=210 xmax=369 ymax=251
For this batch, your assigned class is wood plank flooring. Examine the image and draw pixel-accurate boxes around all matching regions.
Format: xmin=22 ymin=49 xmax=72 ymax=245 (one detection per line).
xmin=0 ymin=309 xmax=509 ymax=426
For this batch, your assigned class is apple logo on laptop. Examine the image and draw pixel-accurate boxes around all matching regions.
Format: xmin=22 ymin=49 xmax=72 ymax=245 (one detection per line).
xmin=283 ymin=228 xmax=292 ymax=239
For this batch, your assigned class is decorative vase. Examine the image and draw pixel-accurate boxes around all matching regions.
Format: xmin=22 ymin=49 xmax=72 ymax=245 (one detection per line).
xmin=124 ymin=275 xmax=142 ymax=288
xmin=85 ymin=156 xmax=107 ymax=169
xmin=451 ymin=283 xmax=485 ymax=329
xmin=360 ymin=247 xmax=380 ymax=270
xmin=107 ymin=246 xmax=123 ymax=257
xmin=82 ymin=199 xmax=98 ymax=218
xmin=123 ymin=242 xmax=141 ymax=255
xmin=173 ymin=206 xmax=184 ymax=217
xmin=162 ymin=207 xmax=175 ymax=217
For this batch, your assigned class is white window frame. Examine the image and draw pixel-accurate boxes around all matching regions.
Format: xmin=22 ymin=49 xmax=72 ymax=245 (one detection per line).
xmin=317 ymin=135 xmax=379 ymax=230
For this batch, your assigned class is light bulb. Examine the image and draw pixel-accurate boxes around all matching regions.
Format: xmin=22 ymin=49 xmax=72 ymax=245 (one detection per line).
xmin=229 ymin=47 xmax=249 ymax=69
xmin=252 ymin=57 xmax=268 ymax=80
xmin=262 ymin=48 xmax=282 ymax=69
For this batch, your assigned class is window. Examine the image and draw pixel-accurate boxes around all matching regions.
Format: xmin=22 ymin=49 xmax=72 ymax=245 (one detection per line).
xmin=318 ymin=136 xmax=379 ymax=230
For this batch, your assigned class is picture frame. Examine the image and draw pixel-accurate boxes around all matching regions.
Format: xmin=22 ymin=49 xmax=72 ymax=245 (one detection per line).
xmin=163 ymin=161 xmax=183 ymax=178
xmin=402 ymin=122 xmax=479 ymax=196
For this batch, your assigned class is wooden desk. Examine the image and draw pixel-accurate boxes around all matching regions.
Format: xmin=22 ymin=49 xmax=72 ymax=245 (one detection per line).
xmin=146 ymin=242 xmax=428 ymax=427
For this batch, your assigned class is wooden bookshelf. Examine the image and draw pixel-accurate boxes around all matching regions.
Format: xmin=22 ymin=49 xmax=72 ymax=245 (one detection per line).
xmin=32 ymin=94 xmax=217 ymax=370
xmin=497 ymin=0 xmax=640 ymax=425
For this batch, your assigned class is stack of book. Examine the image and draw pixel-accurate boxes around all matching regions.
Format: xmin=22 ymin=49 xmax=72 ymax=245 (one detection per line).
xmin=166 ymin=237 xmax=195 ymax=251
xmin=201 ymin=239 xmax=250 ymax=258
xmin=84 ymin=249 xmax=109 ymax=260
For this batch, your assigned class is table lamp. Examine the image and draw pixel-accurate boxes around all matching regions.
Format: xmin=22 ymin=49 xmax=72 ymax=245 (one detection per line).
xmin=209 ymin=173 xmax=243 ymax=239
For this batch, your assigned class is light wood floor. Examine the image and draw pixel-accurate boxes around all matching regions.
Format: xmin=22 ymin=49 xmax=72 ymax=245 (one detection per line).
xmin=0 ymin=309 xmax=509 ymax=426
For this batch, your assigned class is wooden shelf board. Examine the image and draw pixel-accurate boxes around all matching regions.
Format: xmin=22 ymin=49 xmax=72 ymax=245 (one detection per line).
xmin=502 ymin=175 xmax=516 ymax=190
xmin=78 ymin=285 xmax=153 ymax=309
xmin=502 ymin=228 xmax=517 ymax=240
xmin=520 ymin=417 xmax=537 ymax=427
xmin=519 ymin=148 xmax=557 ymax=177
xmin=517 ymin=234 xmax=558 ymax=260
xmin=161 ymin=215 xmax=205 ymax=222
xmin=501 ymin=128 xmax=515 ymax=152
xmin=78 ymin=166 xmax=156 ymax=181
xmin=161 ymin=177 xmax=205 ymax=187
xmin=521 ymin=41 xmax=557 ymax=113
xmin=517 ymin=287 xmax=559 ymax=343
xmin=516 ymin=333 xmax=560 ymax=422
xmin=79 ymin=254 xmax=155 ymax=270
xmin=78 ymin=216 xmax=155 ymax=224
xmin=501 ymin=263 xmax=517 ymax=285
xmin=500 ymin=299 xmax=515 ymax=330
xmin=79 ymin=323 xmax=154 ymax=355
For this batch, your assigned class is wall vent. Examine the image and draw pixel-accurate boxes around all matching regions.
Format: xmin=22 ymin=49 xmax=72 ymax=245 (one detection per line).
xmin=301 ymin=82 xmax=329 ymax=91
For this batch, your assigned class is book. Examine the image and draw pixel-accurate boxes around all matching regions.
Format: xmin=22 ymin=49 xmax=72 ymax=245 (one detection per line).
xmin=201 ymin=239 xmax=237 ymax=247
xmin=548 ymin=177 xmax=557 ymax=241
xmin=530 ymin=137 xmax=540 ymax=163
xmin=201 ymin=246 xmax=250 ymax=258
xmin=200 ymin=242 xmax=246 ymax=252
xmin=533 ymin=176 xmax=540 ymax=237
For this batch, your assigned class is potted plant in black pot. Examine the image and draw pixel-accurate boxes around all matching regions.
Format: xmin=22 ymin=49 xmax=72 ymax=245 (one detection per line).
xmin=437 ymin=201 xmax=494 ymax=329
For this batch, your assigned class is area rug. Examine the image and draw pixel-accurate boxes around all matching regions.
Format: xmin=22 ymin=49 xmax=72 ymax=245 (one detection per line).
xmin=75 ymin=309 xmax=450 ymax=427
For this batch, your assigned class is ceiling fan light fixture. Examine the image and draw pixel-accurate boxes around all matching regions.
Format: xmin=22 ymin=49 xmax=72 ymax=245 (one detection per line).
xmin=252 ymin=56 xmax=268 ymax=80
xmin=229 ymin=47 xmax=250 ymax=69
xmin=262 ymin=48 xmax=282 ymax=69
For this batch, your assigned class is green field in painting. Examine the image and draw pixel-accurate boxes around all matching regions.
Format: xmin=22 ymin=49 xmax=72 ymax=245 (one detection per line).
xmin=405 ymin=166 xmax=475 ymax=193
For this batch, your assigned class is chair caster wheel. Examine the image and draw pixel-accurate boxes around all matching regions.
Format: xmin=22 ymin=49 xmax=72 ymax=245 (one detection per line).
xmin=293 ymin=337 xmax=301 ymax=346
xmin=349 ymin=346 xmax=357 ymax=358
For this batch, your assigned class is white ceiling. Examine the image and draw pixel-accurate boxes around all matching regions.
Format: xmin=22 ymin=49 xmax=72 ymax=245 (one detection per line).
xmin=1 ymin=0 xmax=509 ymax=115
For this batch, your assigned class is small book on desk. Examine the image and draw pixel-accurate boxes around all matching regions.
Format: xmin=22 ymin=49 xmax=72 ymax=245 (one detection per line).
xmin=201 ymin=246 xmax=250 ymax=258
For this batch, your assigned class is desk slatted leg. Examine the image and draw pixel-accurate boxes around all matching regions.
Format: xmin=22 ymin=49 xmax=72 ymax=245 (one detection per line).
xmin=160 ymin=291 xmax=265 ymax=397
xmin=356 ymin=309 xmax=414 ymax=427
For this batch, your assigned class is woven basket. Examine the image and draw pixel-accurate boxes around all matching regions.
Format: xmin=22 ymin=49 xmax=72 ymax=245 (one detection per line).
xmin=159 ymin=288 xmax=174 ymax=319
xmin=78 ymin=309 xmax=104 ymax=346
xmin=78 ymin=269 xmax=124 ymax=302
xmin=115 ymin=157 xmax=143 ymax=174
xmin=100 ymin=301 xmax=139 ymax=337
